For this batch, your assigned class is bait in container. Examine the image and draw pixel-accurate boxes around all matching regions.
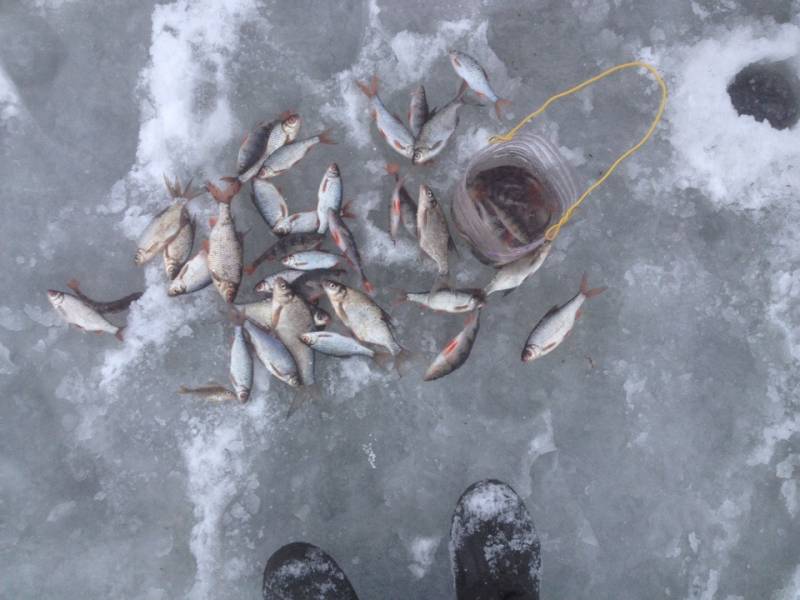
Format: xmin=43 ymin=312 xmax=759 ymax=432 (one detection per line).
xmin=451 ymin=129 xmax=577 ymax=267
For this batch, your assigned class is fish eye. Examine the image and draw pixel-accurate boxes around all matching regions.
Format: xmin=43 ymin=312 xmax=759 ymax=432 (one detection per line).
xmin=426 ymin=188 xmax=434 ymax=200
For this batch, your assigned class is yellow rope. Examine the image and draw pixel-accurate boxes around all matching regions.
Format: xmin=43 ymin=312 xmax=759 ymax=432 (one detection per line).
xmin=488 ymin=60 xmax=668 ymax=241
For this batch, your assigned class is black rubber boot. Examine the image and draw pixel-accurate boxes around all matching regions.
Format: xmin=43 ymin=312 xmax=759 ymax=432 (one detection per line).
xmin=262 ymin=542 xmax=360 ymax=600
xmin=450 ymin=480 xmax=541 ymax=600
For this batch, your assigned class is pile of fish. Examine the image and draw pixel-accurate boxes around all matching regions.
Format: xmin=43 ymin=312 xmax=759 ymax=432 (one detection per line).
xmin=47 ymin=50 xmax=604 ymax=410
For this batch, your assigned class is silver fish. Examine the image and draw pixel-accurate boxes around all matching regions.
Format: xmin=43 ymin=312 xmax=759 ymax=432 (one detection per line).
xmin=65 ymin=279 xmax=142 ymax=314
xmin=316 ymin=163 xmax=343 ymax=233
xmin=448 ymin=50 xmax=511 ymax=118
xmin=412 ymin=90 xmax=467 ymax=165
xmin=327 ymin=210 xmax=373 ymax=294
xmin=251 ymin=179 xmax=288 ymax=229
xmin=271 ymin=277 xmax=316 ymax=386
xmin=178 ymin=384 xmax=238 ymax=403
xmin=417 ymin=184 xmax=456 ymax=278
xmin=424 ymin=310 xmax=480 ymax=381
xmin=47 ymin=290 xmax=122 ymax=340
xmin=484 ymin=242 xmax=551 ymax=297
xmin=163 ymin=217 xmax=194 ymax=279
xmin=243 ymin=320 xmax=300 ymax=388
xmin=385 ymin=163 xmax=416 ymax=241
xmin=322 ymin=280 xmax=401 ymax=356
xmin=168 ymin=247 xmax=212 ymax=296
xmin=282 ymin=250 xmax=342 ymax=271
xmin=205 ymin=179 xmax=243 ymax=303
xmin=254 ymin=269 xmax=306 ymax=294
xmin=273 ymin=211 xmax=320 ymax=236
xmin=267 ymin=112 xmax=302 ymax=156
xmin=237 ymin=120 xmax=276 ymax=183
xmin=135 ymin=176 xmax=201 ymax=266
xmin=401 ymin=288 xmax=484 ymax=313
xmin=300 ymin=331 xmax=375 ymax=358
xmin=258 ymin=130 xmax=335 ymax=178
xmin=230 ymin=324 xmax=253 ymax=402
xmin=238 ymin=298 xmax=273 ymax=330
xmin=521 ymin=274 xmax=606 ymax=363
xmin=246 ymin=232 xmax=325 ymax=274
xmin=408 ymin=84 xmax=429 ymax=138
xmin=356 ymin=76 xmax=415 ymax=159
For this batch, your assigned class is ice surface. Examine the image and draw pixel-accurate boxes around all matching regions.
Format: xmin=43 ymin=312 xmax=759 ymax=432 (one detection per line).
xmin=2 ymin=0 xmax=799 ymax=598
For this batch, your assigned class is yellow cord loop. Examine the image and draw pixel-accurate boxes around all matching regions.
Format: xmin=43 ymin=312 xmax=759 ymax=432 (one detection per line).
xmin=489 ymin=61 xmax=668 ymax=242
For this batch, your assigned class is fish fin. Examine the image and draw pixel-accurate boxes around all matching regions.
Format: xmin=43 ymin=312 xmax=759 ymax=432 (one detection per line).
xmin=580 ymin=273 xmax=607 ymax=299
xmin=66 ymin=278 xmax=81 ymax=293
xmin=208 ymin=216 xmax=217 ymax=228
xmin=448 ymin=235 xmax=460 ymax=257
xmin=576 ymin=308 xmax=583 ymax=320
xmin=431 ymin=273 xmax=450 ymax=294
xmin=494 ymin=98 xmax=512 ymax=119
xmin=115 ymin=327 xmax=125 ymax=342
xmin=501 ymin=287 xmax=517 ymax=298
xmin=544 ymin=304 xmax=560 ymax=318
xmin=385 ymin=162 xmax=401 ymax=179
xmin=455 ymin=79 xmax=469 ymax=100
xmin=163 ymin=174 xmax=180 ymax=198
xmin=361 ymin=277 xmax=375 ymax=296
xmin=355 ymin=75 xmax=378 ymax=98
xmin=318 ymin=129 xmax=336 ymax=145
xmin=393 ymin=348 xmax=415 ymax=377
xmin=286 ymin=385 xmax=321 ymax=418
xmin=243 ymin=264 xmax=257 ymax=275
xmin=205 ymin=178 xmax=241 ymax=204
xmin=340 ymin=201 xmax=356 ymax=220
xmin=202 ymin=239 xmax=210 ymax=253
xmin=279 ymin=109 xmax=297 ymax=121
xmin=271 ymin=305 xmax=283 ymax=329
xmin=228 ymin=307 xmax=246 ymax=326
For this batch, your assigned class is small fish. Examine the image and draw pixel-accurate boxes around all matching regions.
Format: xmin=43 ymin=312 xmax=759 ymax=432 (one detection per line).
xmin=168 ymin=247 xmax=213 ymax=296
xmin=356 ymin=75 xmax=415 ymax=159
xmin=65 ymin=279 xmax=142 ymax=313
xmin=448 ymin=50 xmax=511 ymax=118
xmin=267 ymin=112 xmax=302 ymax=156
xmin=327 ymin=210 xmax=373 ymax=294
xmin=408 ymin=84 xmax=429 ymax=138
xmin=385 ymin=163 xmax=417 ymax=242
xmin=258 ymin=130 xmax=335 ymax=178
xmin=243 ymin=320 xmax=301 ymax=388
xmin=400 ymin=288 xmax=484 ymax=313
xmin=484 ymin=242 xmax=551 ymax=297
xmin=254 ymin=269 xmax=306 ymax=293
xmin=282 ymin=250 xmax=342 ymax=271
xmin=412 ymin=87 xmax=468 ymax=165
xmin=521 ymin=274 xmax=606 ymax=363
xmin=300 ymin=331 xmax=375 ymax=358
xmin=135 ymin=176 xmax=202 ymax=266
xmin=273 ymin=211 xmax=320 ymax=236
xmin=246 ymin=232 xmax=325 ymax=274
xmin=230 ymin=324 xmax=253 ymax=402
xmin=417 ymin=184 xmax=456 ymax=280
xmin=238 ymin=299 xmax=273 ymax=330
xmin=316 ymin=163 xmax=343 ymax=233
xmin=483 ymin=196 xmax=529 ymax=245
xmin=322 ymin=280 xmax=402 ymax=356
xmin=205 ymin=179 xmax=243 ymax=303
xmin=271 ymin=277 xmax=316 ymax=385
xmin=163 ymin=217 xmax=194 ymax=279
xmin=312 ymin=307 xmax=332 ymax=329
xmin=237 ymin=120 xmax=276 ymax=183
xmin=47 ymin=289 xmax=123 ymax=340
xmin=178 ymin=384 xmax=238 ymax=403
xmin=251 ymin=179 xmax=288 ymax=229
xmin=424 ymin=310 xmax=480 ymax=381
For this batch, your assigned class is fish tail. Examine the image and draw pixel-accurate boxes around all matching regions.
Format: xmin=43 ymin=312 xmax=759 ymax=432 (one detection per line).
xmin=494 ymin=98 xmax=512 ymax=119
xmin=115 ymin=327 xmax=125 ymax=342
xmin=228 ymin=306 xmax=246 ymax=326
xmin=385 ymin=162 xmax=401 ymax=179
xmin=205 ymin=178 xmax=240 ymax=204
xmin=355 ymin=74 xmax=379 ymax=98
xmin=243 ymin=263 xmax=257 ymax=276
xmin=286 ymin=384 xmax=321 ymax=418
xmin=455 ymin=79 xmax=469 ymax=100
xmin=580 ymin=273 xmax=607 ymax=299
xmin=178 ymin=385 xmax=190 ymax=394
xmin=317 ymin=129 xmax=336 ymax=145
xmin=339 ymin=201 xmax=356 ymax=220
xmin=362 ymin=277 xmax=376 ymax=296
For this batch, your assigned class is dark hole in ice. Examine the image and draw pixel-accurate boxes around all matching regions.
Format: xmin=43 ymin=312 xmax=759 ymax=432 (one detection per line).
xmin=466 ymin=165 xmax=558 ymax=249
xmin=727 ymin=61 xmax=800 ymax=130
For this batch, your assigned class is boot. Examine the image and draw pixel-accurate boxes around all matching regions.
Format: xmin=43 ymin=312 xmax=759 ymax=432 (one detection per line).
xmin=263 ymin=542 xmax=360 ymax=600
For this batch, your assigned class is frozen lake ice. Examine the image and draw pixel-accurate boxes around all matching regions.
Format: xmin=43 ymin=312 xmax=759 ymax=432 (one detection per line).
xmin=1 ymin=0 xmax=799 ymax=598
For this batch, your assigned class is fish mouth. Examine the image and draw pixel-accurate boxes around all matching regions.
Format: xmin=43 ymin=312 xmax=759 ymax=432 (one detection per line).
xmin=46 ymin=290 xmax=63 ymax=303
xmin=300 ymin=334 xmax=312 ymax=345
xmin=238 ymin=390 xmax=250 ymax=402
xmin=521 ymin=346 xmax=540 ymax=362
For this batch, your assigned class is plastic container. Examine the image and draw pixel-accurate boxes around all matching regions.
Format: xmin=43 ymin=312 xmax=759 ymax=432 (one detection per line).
xmin=451 ymin=130 xmax=578 ymax=267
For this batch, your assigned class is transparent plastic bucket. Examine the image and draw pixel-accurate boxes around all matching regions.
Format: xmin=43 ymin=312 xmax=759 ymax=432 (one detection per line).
xmin=451 ymin=130 xmax=578 ymax=267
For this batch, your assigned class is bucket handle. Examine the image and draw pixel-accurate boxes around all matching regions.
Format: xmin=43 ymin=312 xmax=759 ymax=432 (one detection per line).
xmin=488 ymin=61 xmax=668 ymax=242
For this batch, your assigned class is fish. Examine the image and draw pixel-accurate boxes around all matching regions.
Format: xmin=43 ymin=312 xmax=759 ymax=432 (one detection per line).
xmin=321 ymin=280 xmax=402 ymax=356
xmin=408 ymin=84 xmax=429 ymax=138
xmin=521 ymin=273 xmax=606 ymax=363
xmin=385 ymin=163 xmax=417 ymax=242
xmin=316 ymin=163 xmax=343 ymax=233
xmin=237 ymin=120 xmax=277 ymax=183
xmin=299 ymin=331 xmax=375 ymax=358
xmin=327 ymin=209 xmax=373 ymax=294
xmin=424 ymin=310 xmax=480 ymax=381
xmin=411 ymin=86 xmax=469 ymax=165
xmin=399 ymin=288 xmax=484 ymax=313
xmin=178 ymin=384 xmax=239 ymax=403
xmin=312 ymin=307 xmax=332 ymax=329
xmin=258 ymin=130 xmax=335 ymax=178
xmin=237 ymin=299 xmax=273 ymax=330
xmin=483 ymin=196 xmax=530 ymax=245
xmin=271 ymin=277 xmax=316 ymax=386
xmin=243 ymin=320 xmax=301 ymax=388
xmin=251 ymin=179 xmax=289 ymax=229
xmin=254 ymin=269 xmax=307 ymax=294
xmin=47 ymin=289 xmax=123 ymax=340
xmin=163 ymin=217 xmax=194 ymax=279
xmin=484 ymin=242 xmax=551 ymax=297
xmin=272 ymin=211 xmax=320 ymax=236
xmin=267 ymin=112 xmax=302 ymax=156
xmin=168 ymin=246 xmax=213 ymax=296
xmin=135 ymin=176 xmax=202 ymax=266
xmin=282 ymin=250 xmax=343 ymax=271
xmin=205 ymin=179 xmax=243 ymax=303
xmin=254 ymin=268 xmax=345 ymax=298
xmin=245 ymin=232 xmax=325 ymax=274
xmin=448 ymin=50 xmax=511 ymax=118
xmin=417 ymin=184 xmax=457 ymax=281
xmin=229 ymin=324 xmax=253 ymax=402
xmin=356 ymin=75 xmax=415 ymax=159
xmin=65 ymin=279 xmax=142 ymax=313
